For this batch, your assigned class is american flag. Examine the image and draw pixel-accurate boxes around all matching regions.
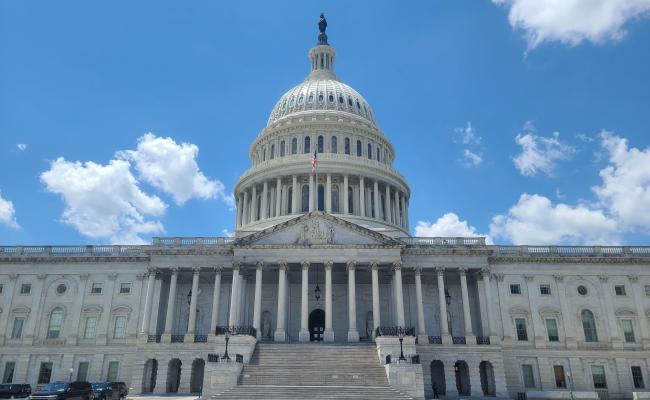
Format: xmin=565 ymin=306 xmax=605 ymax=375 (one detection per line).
xmin=311 ymin=150 xmax=318 ymax=173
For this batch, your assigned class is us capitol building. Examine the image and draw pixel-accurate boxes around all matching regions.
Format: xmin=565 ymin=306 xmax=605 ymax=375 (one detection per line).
xmin=1 ymin=16 xmax=650 ymax=400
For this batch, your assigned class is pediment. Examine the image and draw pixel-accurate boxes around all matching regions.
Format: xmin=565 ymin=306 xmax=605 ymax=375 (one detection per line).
xmin=234 ymin=212 xmax=402 ymax=247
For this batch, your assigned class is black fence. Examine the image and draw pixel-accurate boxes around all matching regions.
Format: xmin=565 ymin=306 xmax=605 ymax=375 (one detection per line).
xmin=476 ymin=336 xmax=491 ymax=345
xmin=215 ymin=326 xmax=257 ymax=337
xmin=194 ymin=334 xmax=208 ymax=343
xmin=207 ymin=352 xmax=244 ymax=363
xmin=171 ymin=335 xmax=185 ymax=343
xmin=147 ymin=334 xmax=161 ymax=343
xmin=375 ymin=326 xmax=415 ymax=337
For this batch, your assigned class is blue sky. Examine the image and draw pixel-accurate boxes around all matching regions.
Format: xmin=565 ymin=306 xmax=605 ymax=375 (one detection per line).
xmin=1 ymin=1 xmax=649 ymax=245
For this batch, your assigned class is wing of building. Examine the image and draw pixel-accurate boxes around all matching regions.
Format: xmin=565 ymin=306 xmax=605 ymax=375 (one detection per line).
xmin=1 ymin=15 xmax=650 ymax=400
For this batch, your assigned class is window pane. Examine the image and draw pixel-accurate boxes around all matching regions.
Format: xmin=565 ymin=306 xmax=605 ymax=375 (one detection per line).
xmin=554 ymin=366 xmax=566 ymax=388
xmin=591 ymin=365 xmax=607 ymax=389
xmin=344 ymin=138 xmax=350 ymax=155
xmin=47 ymin=309 xmax=63 ymax=339
xmin=615 ymin=285 xmax=626 ymax=296
xmin=582 ymin=310 xmax=598 ymax=342
xmin=540 ymin=284 xmax=551 ymax=295
xmin=515 ymin=318 xmax=528 ymax=341
xmin=113 ymin=316 xmax=126 ymax=339
xmin=331 ymin=136 xmax=337 ymax=153
xmin=11 ymin=317 xmax=24 ymax=339
xmin=38 ymin=362 xmax=53 ymax=384
xmin=2 ymin=362 xmax=15 ymax=383
xmin=631 ymin=366 xmax=645 ymax=389
xmin=304 ymin=137 xmax=310 ymax=153
xmin=510 ymin=284 xmax=521 ymax=294
xmin=107 ymin=361 xmax=119 ymax=382
xmin=546 ymin=319 xmax=559 ymax=342
xmin=77 ymin=362 xmax=89 ymax=382
xmin=522 ymin=364 xmax=535 ymax=388
xmin=301 ymin=185 xmax=309 ymax=212
xmin=20 ymin=284 xmax=31 ymax=294
xmin=119 ymin=283 xmax=131 ymax=294
xmin=84 ymin=317 xmax=97 ymax=339
xmin=331 ymin=186 xmax=339 ymax=213
xmin=623 ymin=319 xmax=635 ymax=343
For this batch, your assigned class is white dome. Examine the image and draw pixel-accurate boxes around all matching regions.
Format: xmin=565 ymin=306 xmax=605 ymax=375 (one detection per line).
xmin=267 ymin=78 xmax=377 ymax=127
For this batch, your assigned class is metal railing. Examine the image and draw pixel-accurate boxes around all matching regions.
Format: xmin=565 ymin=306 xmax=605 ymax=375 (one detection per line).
xmin=215 ymin=326 xmax=257 ymax=337
xmin=476 ymin=336 xmax=491 ymax=345
xmin=194 ymin=334 xmax=208 ymax=343
xmin=452 ymin=336 xmax=466 ymax=345
xmin=147 ymin=335 xmax=161 ymax=343
xmin=375 ymin=326 xmax=415 ymax=337
xmin=428 ymin=336 xmax=442 ymax=344
xmin=0 ymin=245 xmax=146 ymax=257
xmin=170 ymin=335 xmax=185 ymax=343
xmin=401 ymin=237 xmax=486 ymax=246
xmin=152 ymin=237 xmax=234 ymax=246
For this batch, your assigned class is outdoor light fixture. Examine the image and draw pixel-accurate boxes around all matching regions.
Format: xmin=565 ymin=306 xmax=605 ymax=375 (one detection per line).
xmin=314 ymin=267 xmax=321 ymax=301
xmin=398 ymin=329 xmax=406 ymax=362
xmin=187 ymin=290 xmax=192 ymax=305
xmin=222 ymin=328 xmax=231 ymax=360
xmin=445 ymin=288 xmax=451 ymax=306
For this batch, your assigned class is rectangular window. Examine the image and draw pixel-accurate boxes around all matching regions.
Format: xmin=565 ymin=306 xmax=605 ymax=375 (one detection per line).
xmin=2 ymin=362 xmax=15 ymax=383
xmin=47 ymin=312 xmax=63 ymax=339
xmin=554 ymin=365 xmax=567 ymax=388
xmin=510 ymin=284 xmax=521 ymax=295
xmin=515 ymin=318 xmax=528 ymax=341
xmin=615 ymin=285 xmax=626 ymax=296
xmin=20 ymin=284 xmax=31 ymax=294
xmin=76 ymin=362 xmax=89 ymax=382
xmin=91 ymin=283 xmax=103 ymax=294
xmin=645 ymin=285 xmax=650 ymax=297
xmin=11 ymin=317 xmax=24 ymax=339
xmin=83 ymin=316 xmax=97 ymax=339
xmin=631 ymin=366 xmax=645 ymax=389
xmin=0 ymin=283 xmax=3 ymax=294
xmin=37 ymin=362 xmax=53 ymax=384
xmin=107 ymin=361 xmax=119 ymax=382
xmin=592 ymin=365 xmax=607 ymax=389
xmin=119 ymin=283 xmax=131 ymax=294
xmin=540 ymin=284 xmax=551 ymax=295
xmin=113 ymin=316 xmax=127 ymax=339
xmin=623 ymin=319 xmax=635 ymax=343
xmin=522 ymin=364 xmax=536 ymax=388
xmin=546 ymin=318 xmax=559 ymax=342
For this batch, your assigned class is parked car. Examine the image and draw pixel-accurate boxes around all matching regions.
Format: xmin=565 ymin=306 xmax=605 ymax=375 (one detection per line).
xmin=30 ymin=381 xmax=92 ymax=400
xmin=0 ymin=384 xmax=31 ymax=399
xmin=90 ymin=383 xmax=115 ymax=400
xmin=107 ymin=383 xmax=127 ymax=399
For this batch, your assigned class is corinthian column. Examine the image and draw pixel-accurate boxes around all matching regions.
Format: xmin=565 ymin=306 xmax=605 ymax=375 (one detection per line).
xmin=228 ymin=264 xmax=240 ymax=326
xmin=385 ymin=184 xmax=391 ymax=223
xmin=359 ymin=177 xmax=365 ymax=217
xmin=373 ymin=179 xmax=380 ymax=219
xmin=299 ymin=261 xmax=310 ymax=341
xmin=347 ymin=262 xmax=359 ymax=342
xmin=275 ymin=177 xmax=282 ymax=217
xmin=309 ymin=174 xmax=315 ymax=212
xmin=414 ymin=267 xmax=427 ymax=341
xmin=140 ymin=270 xmax=156 ymax=335
xmin=325 ymin=174 xmax=332 ymax=213
xmin=252 ymin=262 xmax=263 ymax=339
xmin=291 ymin=175 xmax=298 ymax=214
xmin=210 ymin=267 xmax=222 ymax=334
xmin=163 ymin=268 xmax=178 ymax=341
xmin=186 ymin=268 xmax=200 ymax=335
xmin=459 ymin=267 xmax=474 ymax=341
xmin=393 ymin=262 xmax=405 ymax=327
xmin=324 ymin=261 xmax=334 ymax=342
xmin=274 ymin=262 xmax=288 ymax=342
xmin=371 ymin=263 xmax=381 ymax=339
xmin=260 ymin=180 xmax=268 ymax=219
xmin=343 ymin=174 xmax=349 ymax=214
xmin=437 ymin=267 xmax=451 ymax=344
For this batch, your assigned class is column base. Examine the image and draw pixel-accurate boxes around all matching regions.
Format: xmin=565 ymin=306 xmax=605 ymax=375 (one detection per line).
xmin=298 ymin=329 xmax=310 ymax=342
xmin=417 ymin=334 xmax=428 ymax=344
xmin=161 ymin=333 xmax=171 ymax=344
xmin=489 ymin=335 xmax=501 ymax=345
xmin=184 ymin=333 xmax=195 ymax=343
xmin=465 ymin=334 xmax=476 ymax=345
xmin=441 ymin=334 xmax=452 ymax=345
xmin=274 ymin=329 xmax=286 ymax=342
xmin=347 ymin=330 xmax=360 ymax=342
xmin=324 ymin=329 xmax=335 ymax=342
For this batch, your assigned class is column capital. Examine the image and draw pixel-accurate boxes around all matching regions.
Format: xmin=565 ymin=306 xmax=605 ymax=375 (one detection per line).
xmin=147 ymin=267 xmax=158 ymax=275
xmin=523 ymin=274 xmax=534 ymax=282
xmin=9 ymin=273 xmax=18 ymax=281
xmin=232 ymin=262 xmax=242 ymax=271
xmin=301 ymin=261 xmax=310 ymax=270
xmin=278 ymin=261 xmax=288 ymax=271
xmin=213 ymin=265 xmax=224 ymax=273
xmin=370 ymin=262 xmax=379 ymax=271
xmin=192 ymin=267 xmax=201 ymax=274
xmin=480 ymin=267 xmax=491 ymax=279
xmin=458 ymin=266 xmax=468 ymax=275
xmin=80 ymin=273 xmax=90 ymax=282
xmin=392 ymin=261 xmax=402 ymax=271
xmin=435 ymin=266 xmax=445 ymax=275
xmin=413 ymin=266 xmax=423 ymax=275
xmin=108 ymin=272 xmax=118 ymax=281
xmin=346 ymin=261 xmax=356 ymax=271
xmin=599 ymin=274 xmax=609 ymax=283
xmin=493 ymin=273 xmax=505 ymax=282
xmin=135 ymin=273 xmax=146 ymax=281
xmin=628 ymin=274 xmax=639 ymax=283
xmin=553 ymin=274 xmax=564 ymax=282
xmin=324 ymin=260 xmax=334 ymax=271
xmin=169 ymin=267 xmax=179 ymax=274
xmin=256 ymin=261 xmax=264 ymax=270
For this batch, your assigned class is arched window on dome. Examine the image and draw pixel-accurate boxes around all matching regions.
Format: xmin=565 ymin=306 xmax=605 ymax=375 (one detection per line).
xmin=348 ymin=186 xmax=354 ymax=214
xmin=317 ymin=136 xmax=324 ymax=153
xmin=280 ymin=141 xmax=285 ymax=157
xmin=304 ymin=137 xmax=311 ymax=153
xmin=301 ymin=185 xmax=309 ymax=212
xmin=262 ymin=147 xmax=266 ymax=162
xmin=291 ymin=138 xmax=298 ymax=155
xmin=328 ymin=94 xmax=334 ymax=103
xmin=287 ymin=187 xmax=293 ymax=214
xmin=317 ymin=184 xmax=324 ymax=212
xmin=308 ymin=93 xmax=314 ymax=103
xmin=332 ymin=185 xmax=339 ymax=213
xmin=298 ymin=95 xmax=304 ymax=105
xmin=380 ymin=194 xmax=386 ymax=221
xmin=376 ymin=146 xmax=381 ymax=161
xmin=270 ymin=144 xmax=275 ymax=160
xmin=356 ymin=140 xmax=362 ymax=157
xmin=370 ymin=191 xmax=376 ymax=218
xmin=348 ymin=98 xmax=353 ymax=107
xmin=367 ymin=143 xmax=372 ymax=160
xmin=47 ymin=308 xmax=64 ymax=339
xmin=356 ymin=100 xmax=361 ymax=110
xmin=318 ymin=93 xmax=324 ymax=103
xmin=256 ymin=195 xmax=261 ymax=221
xmin=384 ymin=149 xmax=389 ymax=164
xmin=582 ymin=309 xmax=598 ymax=342
xmin=331 ymin=136 xmax=337 ymax=153
xmin=344 ymin=138 xmax=350 ymax=155
xmin=338 ymin=95 xmax=344 ymax=104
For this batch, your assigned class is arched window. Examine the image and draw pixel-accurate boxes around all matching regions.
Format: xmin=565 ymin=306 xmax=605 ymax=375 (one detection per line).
xmin=377 ymin=146 xmax=381 ymax=161
xmin=317 ymin=185 xmax=324 ymax=211
xmin=262 ymin=147 xmax=266 ymax=161
xmin=348 ymin=186 xmax=354 ymax=214
xmin=332 ymin=185 xmax=339 ymax=213
xmin=280 ymin=141 xmax=285 ymax=157
xmin=356 ymin=140 xmax=362 ymax=157
xmin=581 ymin=309 xmax=598 ymax=342
xmin=344 ymin=138 xmax=350 ymax=155
xmin=304 ymin=137 xmax=311 ymax=153
xmin=317 ymin=135 xmax=324 ymax=153
xmin=331 ymin=136 xmax=337 ymax=153
xmin=301 ymin=185 xmax=309 ymax=212
xmin=370 ymin=191 xmax=376 ymax=218
xmin=256 ymin=195 xmax=261 ymax=220
xmin=291 ymin=138 xmax=298 ymax=154
xmin=270 ymin=144 xmax=275 ymax=160
xmin=367 ymin=144 xmax=372 ymax=159
xmin=287 ymin=187 xmax=293 ymax=213
xmin=47 ymin=308 xmax=64 ymax=339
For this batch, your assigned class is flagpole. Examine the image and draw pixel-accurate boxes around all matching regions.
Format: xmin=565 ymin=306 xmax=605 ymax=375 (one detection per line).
xmin=315 ymin=150 xmax=318 ymax=212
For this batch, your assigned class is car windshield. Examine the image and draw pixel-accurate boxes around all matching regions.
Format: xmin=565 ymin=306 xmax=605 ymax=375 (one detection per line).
xmin=0 ymin=385 xmax=11 ymax=390
xmin=43 ymin=383 xmax=68 ymax=392
xmin=91 ymin=384 xmax=108 ymax=389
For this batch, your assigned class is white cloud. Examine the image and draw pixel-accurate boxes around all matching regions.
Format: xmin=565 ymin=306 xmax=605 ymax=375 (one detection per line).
xmin=221 ymin=229 xmax=235 ymax=237
xmin=16 ymin=144 xmax=27 ymax=151
xmin=513 ymin=130 xmax=575 ymax=176
xmin=118 ymin=133 xmax=234 ymax=207
xmin=415 ymin=212 xmax=490 ymax=242
xmin=41 ymin=158 xmax=166 ymax=244
xmin=489 ymin=193 xmax=619 ymax=245
xmin=459 ymin=149 xmax=483 ymax=167
xmin=0 ymin=192 xmax=19 ymax=229
xmin=493 ymin=0 xmax=650 ymax=50
xmin=592 ymin=131 xmax=650 ymax=231
xmin=454 ymin=121 xmax=481 ymax=145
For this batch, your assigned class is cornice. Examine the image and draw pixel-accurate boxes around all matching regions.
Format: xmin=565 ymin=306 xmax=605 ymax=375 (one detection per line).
xmin=0 ymin=256 xmax=151 ymax=264
xmin=488 ymin=256 xmax=650 ymax=264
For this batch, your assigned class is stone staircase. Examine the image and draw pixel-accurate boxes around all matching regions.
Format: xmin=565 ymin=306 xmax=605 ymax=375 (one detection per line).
xmin=212 ymin=342 xmax=412 ymax=399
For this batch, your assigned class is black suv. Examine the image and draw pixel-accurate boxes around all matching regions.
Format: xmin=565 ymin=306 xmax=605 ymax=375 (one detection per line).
xmin=31 ymin=381 xmax=92 ymax=400
xmin=107 ymin=383 xmax=127 ymax=399
xmin=0 ymin=384 xmax=31 ymax=399
xmin=90 ymin=383 xmax=115 ymax=400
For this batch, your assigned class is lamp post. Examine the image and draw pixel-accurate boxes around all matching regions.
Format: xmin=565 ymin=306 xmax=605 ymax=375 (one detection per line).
xmin=445 ymin=287 xmax=452 ymax=335
xmin=398 ymin=329 xmax=406 ymax=362
xmin=222 ymin=328 xmax=231 ymax=360
xmin=68 ymin=367 xmax=74 ymax=382
xmin=567 ymin=371 xmax=575 ymax=400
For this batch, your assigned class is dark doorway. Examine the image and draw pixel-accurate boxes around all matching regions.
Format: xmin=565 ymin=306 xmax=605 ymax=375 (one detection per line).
xmin=309 ymin=309 xmax=325 ymax=341
xmin=142 ymin=359 xmax=157 ymax=393
xmin=430 ymin=360 xmax=446 ymax=397
xmin=455 ymin=360 xmax=471 ymax=397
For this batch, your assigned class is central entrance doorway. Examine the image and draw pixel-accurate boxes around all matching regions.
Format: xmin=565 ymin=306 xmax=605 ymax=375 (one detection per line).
xmin=309 ymin=309 xmax=325 ymax=341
